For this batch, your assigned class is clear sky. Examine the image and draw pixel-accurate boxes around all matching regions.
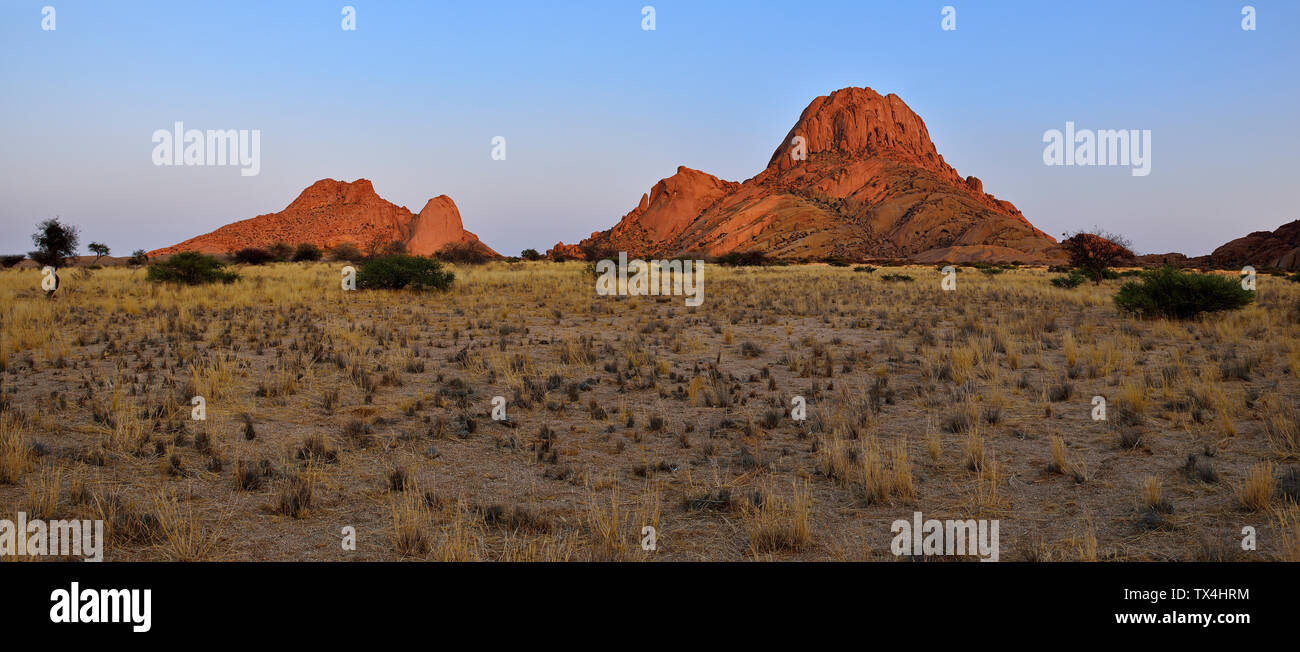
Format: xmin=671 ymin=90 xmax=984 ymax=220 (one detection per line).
xmin=2 ymin=0 xmax=1297 ymax=257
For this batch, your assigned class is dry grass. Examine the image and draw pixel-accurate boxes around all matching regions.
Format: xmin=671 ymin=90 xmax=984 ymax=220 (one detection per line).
xmin=1237 ymin=462 xmax=1275 ymax=512
xmin=1 ymin=261 xmax=1298 ymax=560
xmin=745 ymin=480 xmax=812 ymax=555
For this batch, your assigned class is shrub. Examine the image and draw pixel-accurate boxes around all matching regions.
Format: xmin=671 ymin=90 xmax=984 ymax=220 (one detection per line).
xmin=1114 ymin=267 xmax=1254 ymax=319
xmin=1286 ymin=273 xmax=1300 ymax=283
xmin=233 ymin=247 xmax=275 ymax=265
xmin=329 ymin=242 xmax=364 ymax=262
xmin=853 ymin=265 xmax=876 ymax=273
xmin=0 ymin=255 xmax=25 ymax=268
xmin=1050 ymin=272 xmax=1087 ymax=289
xmin=881 ymin=273 xmax=914 ymax=282
xmin=267 ymin=241 xmax=294 ymax=262
xmin=146 ymin=252 xmax=239 ymax=285
xmin=823 ymin=255 xmax=850 ymax=267
xmin=520 ymin=248 xmax=542 ymax=261
xmin=356 ymin=255 xmax=454 ymax=291
xmin=292 ymin=243 xmax=323 ymax=262
xmin=434 ymin=241 xmax=491 ymax=265
xmin=714 ymin=251 xmax=771 ymax=267
xmin=127 ymin=249 xmax=149 ymax=266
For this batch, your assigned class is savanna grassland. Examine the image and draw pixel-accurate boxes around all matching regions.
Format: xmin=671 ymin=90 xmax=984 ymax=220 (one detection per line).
xmin=2 ymin=261 xmax=1299 ymax=561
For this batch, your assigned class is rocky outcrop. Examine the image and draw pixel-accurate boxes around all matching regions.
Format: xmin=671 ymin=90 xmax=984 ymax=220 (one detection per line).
xmin=555 ymin=87 xmax=1063 ymax=264
xmin=1209 ymin=219 xmax=1300 ymax=271
xmin=1134 ymin=253 xmax=1190 ymax=267
xmin=406 ymin=195 xmax=497 ymax=257
xmin=149 ymin=179 xmax=498 ymax=257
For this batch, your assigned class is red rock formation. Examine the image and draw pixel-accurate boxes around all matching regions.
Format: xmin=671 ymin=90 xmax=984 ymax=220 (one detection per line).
xmin=406 ymin=195 xmax=498 ymax=257
xmin=545 ymin=242 xmax=585 ymax=259
xmin=559 ymin=87 xmax=1064 ymax=264
xmin=150 ymin=179 xmax=498 ymax=257
xmin=1209 ymin=219 xmax=1300 ymax=271
xmin=1134 ymin=253 xmax=1190 ymax=267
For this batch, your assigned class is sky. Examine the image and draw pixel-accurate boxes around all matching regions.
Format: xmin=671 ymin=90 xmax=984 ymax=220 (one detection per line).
xmin=1 ymin=0 xmax=1297 ymax=258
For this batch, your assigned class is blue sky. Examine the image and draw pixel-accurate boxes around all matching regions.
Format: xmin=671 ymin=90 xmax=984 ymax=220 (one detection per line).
xmin=1 ymin=0 xmax=1297 ymax=257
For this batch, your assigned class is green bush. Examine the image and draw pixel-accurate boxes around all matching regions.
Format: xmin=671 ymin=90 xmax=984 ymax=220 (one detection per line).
xmin=881 ymin=273 xmax=914 ymax=282
xmin=0 ymin=255 xmax=25 ymax=268
xmin=146 ymin=252 xmax=239 ymax=285
xmin=520 ymin=248 xmax=542 ymax=261
xmin=292 ymin=243 xmax=323 ymax=262
xmin=1113 ymin=267 xmax=1254 ymax=319
xmin=1286 ymin=273 xmax=1300 ymax=284
xmin=1050 ymin=272 xmax=1086 ymax=289
xmin=853 ymin=265 xmax=876 ymax=274
xmin=127 ymin=249 xmax=149 ymax=266
xmin=356 ymin=255 xmax=454 ymax=291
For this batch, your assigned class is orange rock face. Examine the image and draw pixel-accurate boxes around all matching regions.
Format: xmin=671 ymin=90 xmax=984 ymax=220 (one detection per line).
xmin=560 ymin=87 xmax=1064 ymax=264
xmin=406 ymin=195 xmax=497 ymax=257
xmin=545 ymin=242 xmax=585 ymax=259
xmin=149 ymin=179 xmax=497 ymax=257
xmin=1209 ymin=219 xmax=1300 ymax=271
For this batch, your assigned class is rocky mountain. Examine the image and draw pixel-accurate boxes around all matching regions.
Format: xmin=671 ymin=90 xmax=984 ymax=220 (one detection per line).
xmin=149 ymin=178 xmax=498 ymax=258
xmin=556 ymin=86 xmax=1063 ymax=263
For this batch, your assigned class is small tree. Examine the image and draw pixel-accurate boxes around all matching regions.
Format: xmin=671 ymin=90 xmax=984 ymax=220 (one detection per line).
xmin=87 ymin=242 xmax=111 ymax=265
xmin=1059 ymin=229 xmax=1134 ymax=285
xmin=0 ymin=255 xmax=25 ymax=268
xmin=127 ymin=249 xmax=150 ymax=266
xmin=146 ymin=252 xmax=239 ymax=285
xmin=520 ymin=248 xmax=542 ymax=261
xmin=28 ymin=218 xmax=80 ymax=267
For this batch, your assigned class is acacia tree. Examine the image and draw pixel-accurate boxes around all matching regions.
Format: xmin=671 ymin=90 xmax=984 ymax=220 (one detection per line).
xmin=29 ymin=218 xmax=80 ymax=267
xmin=1060 ymin=229 xmax=1134 ymax=285
xmin=88 ymin=242 xmax=111 ymax=264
